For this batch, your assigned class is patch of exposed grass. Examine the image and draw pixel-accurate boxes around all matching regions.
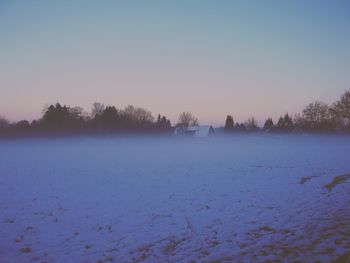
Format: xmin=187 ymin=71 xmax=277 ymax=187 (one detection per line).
xmin=299 ymin=176 xmax=316 ymax=184
xmin=211 ymin=240 xmax=220 ymax=247
xmin=85 ymin=244 xmax=92 ymax=249
xmin=14 ymin=236 xmax=24 ymax=243
xmin=324 ymin=174 xmax=350 ymax=191
xmin=20 ymin=247 xmax=31 ymax=253
xmin=281 ymin=229 xmax=291 ymax=235
xmin=25 ymin=226 xmax=33 ymax=232
xmin=333 ymin=251 xmax=350 ymax=263
xmin=162 ymin=238 xmax=185 ymax=255
xmin=259 ymin=226 xmax=276 ymax=233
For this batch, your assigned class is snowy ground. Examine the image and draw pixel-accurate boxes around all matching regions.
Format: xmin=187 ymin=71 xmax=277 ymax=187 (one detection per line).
xmin=0 ymin=134 xmax=349 ymax=262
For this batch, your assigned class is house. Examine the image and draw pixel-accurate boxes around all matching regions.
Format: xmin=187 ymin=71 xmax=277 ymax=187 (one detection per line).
xmin=174 ymin=125 xmax=215 ymax=137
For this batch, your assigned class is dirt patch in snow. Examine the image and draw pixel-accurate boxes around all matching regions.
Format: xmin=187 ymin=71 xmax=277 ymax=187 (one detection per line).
xmin=324 ymin=173 xmax=350 ymax=191
xmin=298 ymin=175 xmax=317 ymax=184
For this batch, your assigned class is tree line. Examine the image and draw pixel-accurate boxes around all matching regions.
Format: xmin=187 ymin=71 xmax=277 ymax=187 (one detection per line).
xmin=1 ymin=90 xmax=350 ymax=137
xmin=224 ymin=90 xmax=350 ymax=133
xmin=0 ymin=102 xmax=203 ymax=137
xmin=0 ymin=103 xmax=173 ymax=137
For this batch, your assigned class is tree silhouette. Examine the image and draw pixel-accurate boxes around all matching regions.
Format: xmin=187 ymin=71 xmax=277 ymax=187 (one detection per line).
xmin=3 ymin=90 xmax=350 ymax=137
xmin=224 ymin=115 xmax=234 ymax=131
xmin=178 ymin=112 xmax=198 ymax=127
xmin=245 ymin=117 xmax=258 ymax=131
xmin=42 ymin=103 xmax=72 ymax=127
xmin=302 ymin=101 xmax=333 ymax=131
xmin=156 ymin=114 xmax=172 ymax=131
xmin=0 ymin=115 xmax=9 ymax=128
xmin=332 ymin=90 xmax=350 ymax=129
xmin=91 ymin=102 xmax=105 ymax=118
xmin=95 ymin=105 xmax=119 ymax=129
xmin=15 ymin=120 xmax=30 ymax=131
xmin=277 ymin=113 xmax=294 ymax=132
xmin=263 ymin=118 xmax=274 ymax=131
xmin=121 ymin=105 xmax=154 ymax=129
xmin=1 ymin=102 xmax=172 ymax=136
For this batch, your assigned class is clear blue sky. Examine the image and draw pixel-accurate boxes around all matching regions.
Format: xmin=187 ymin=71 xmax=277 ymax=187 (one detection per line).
xmin=1 ymin=0 xmax=349 ymax=126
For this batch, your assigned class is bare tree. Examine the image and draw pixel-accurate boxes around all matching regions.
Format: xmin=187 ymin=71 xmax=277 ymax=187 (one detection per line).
xmin=332 ymin=90 xmax=350 ymax=127
xmin=178 ymin=112 xmax=198 ymax=127
xmin=293 ymin=113 xmax=306 ymax=131
xmin=123 ymin=105 xmax=136 ymax=120
xmin=302 ymin=101 xmax=331 ymax=129
xmin=123 ymin=105 xmax=154 ymax=123
xmin=91 ymin=102 xmax=105 ymax=118
xmin=134 ymin=107 xmax=154 ymax=123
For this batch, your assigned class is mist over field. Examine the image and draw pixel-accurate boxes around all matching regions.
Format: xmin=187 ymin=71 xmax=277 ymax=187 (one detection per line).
xmin=1 ymin=134 xmax=349 ymax=262
xmin=2 ymin=0 xmax=350 ymax=262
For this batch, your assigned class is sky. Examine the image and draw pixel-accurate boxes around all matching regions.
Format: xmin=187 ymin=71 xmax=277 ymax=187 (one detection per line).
xmin=1 ymin=0 xmax=350 ymax=126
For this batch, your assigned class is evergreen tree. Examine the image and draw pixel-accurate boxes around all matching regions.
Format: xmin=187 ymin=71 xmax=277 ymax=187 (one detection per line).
xmin=276 ymin=113 xmax=294 ymax=132
xmin=224 ymin=115 xmax=234 ymax=131
xmin=245 ymin=117 xmax=258 ymax=131
xmin=263 ymin=118 xmax=274 ymax=131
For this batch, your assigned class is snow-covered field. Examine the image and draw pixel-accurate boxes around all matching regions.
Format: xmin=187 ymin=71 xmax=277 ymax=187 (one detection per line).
xmin=0 ymin=134 xmax=349 ymax=263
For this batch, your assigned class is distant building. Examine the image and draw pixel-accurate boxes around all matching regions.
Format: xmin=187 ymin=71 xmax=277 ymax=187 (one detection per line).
xmin=174 ymin=125 xmax=215 ymax=137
